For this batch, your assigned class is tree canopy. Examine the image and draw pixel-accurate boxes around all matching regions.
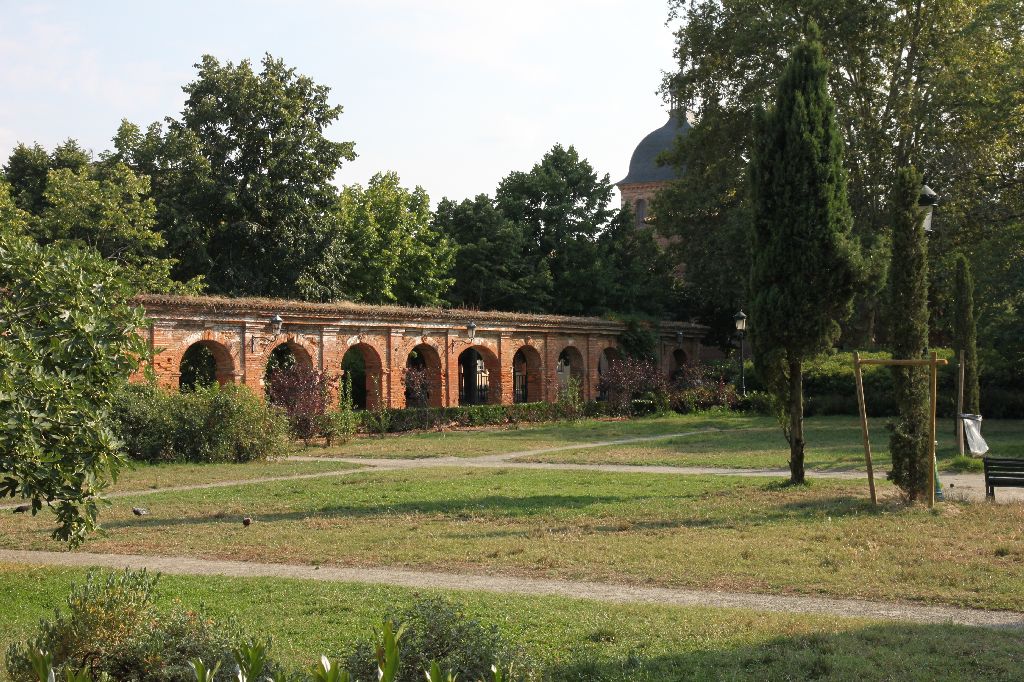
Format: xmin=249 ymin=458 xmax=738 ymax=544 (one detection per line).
xmin=110 ymin=54 xmax=357 ymax=298
xmin=436 ymin=144 xmax=678 ymax=317
xmin=659 ymin=0 xmax=1024 ymax=353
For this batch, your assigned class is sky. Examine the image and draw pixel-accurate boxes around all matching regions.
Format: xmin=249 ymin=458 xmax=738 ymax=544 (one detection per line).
xmin=0 ymin=1 xmax=679 ymax=205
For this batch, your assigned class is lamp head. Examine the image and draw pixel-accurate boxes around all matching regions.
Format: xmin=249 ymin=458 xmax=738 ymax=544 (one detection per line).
xmin=270 ymin=314 xmax=284 ymax=335
xmin=467 ymin=321 xmax=477 ymax=340
xmin=734 ymin=310 xmax=748 ymax=333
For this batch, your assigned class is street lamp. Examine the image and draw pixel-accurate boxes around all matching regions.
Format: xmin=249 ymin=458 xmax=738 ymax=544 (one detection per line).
xmin=919 ymin=184 xmax=938 ymax=232
xmin=467 ymin=321 xmax=477 ymax=341
xmin=734 ymin=311 xmax=748 ymax=397
xmin=250 ymin=313 xmax=285 ymax=352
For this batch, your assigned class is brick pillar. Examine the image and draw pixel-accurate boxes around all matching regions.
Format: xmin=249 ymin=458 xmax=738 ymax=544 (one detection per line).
xmin=499 ymin=332 xmax=513 ymax=405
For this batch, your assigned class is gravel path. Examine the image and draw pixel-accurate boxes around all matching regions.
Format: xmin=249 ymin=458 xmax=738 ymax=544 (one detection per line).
xmin=3 ymin=549 xmax=1021 ymax=629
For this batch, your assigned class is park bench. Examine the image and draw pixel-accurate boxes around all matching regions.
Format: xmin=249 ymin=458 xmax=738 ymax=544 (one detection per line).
xmin=982 ymin=457 xmax=1024 ymax=499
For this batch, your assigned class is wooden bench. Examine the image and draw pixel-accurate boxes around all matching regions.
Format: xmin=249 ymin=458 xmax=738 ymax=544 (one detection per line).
xmin=983 ymin=457 xmax=1024 ymax=499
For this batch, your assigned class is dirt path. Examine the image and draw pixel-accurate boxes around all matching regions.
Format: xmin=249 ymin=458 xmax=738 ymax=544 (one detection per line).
xmin=3 ymin=548 xmax=1020 ymax=629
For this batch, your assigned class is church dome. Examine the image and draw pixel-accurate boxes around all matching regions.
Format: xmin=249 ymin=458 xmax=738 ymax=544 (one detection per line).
xmin=617 ymin=114 xmax=690 ymax=186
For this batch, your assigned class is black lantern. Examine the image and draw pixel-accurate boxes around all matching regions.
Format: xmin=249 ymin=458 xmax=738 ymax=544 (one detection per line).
xmin=467 ymin=321 xmax=477 ymax=341
xmin=734 ymin=311 xmax=748 ymax=397
xmin=250 ymin=313 xmax=286 ymax=352
xmin=919 ymin=185 xmax=938 ymax=232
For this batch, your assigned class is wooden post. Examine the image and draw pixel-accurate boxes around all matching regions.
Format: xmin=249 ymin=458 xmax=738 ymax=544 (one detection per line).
xmin=853 ymin=352 xmax=877 ymax=505
xmin=956 ymin=349 xmax=965 ymax=456
xmin=929 ymin=351 xmax=939 ymax=509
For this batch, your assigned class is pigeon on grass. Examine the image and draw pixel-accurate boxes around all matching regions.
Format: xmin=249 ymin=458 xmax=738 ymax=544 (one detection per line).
xmin=132 ymin=507 xmax=149 ymax=516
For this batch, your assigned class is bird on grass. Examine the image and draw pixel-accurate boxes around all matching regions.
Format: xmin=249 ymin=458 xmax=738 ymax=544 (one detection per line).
xmin=243 ymin=517 xmax=252 ymax=527
xmin=132 ymin=507 xmax=149 ymax=516
xmin=13 ymin=504 xmax=30 ymax=514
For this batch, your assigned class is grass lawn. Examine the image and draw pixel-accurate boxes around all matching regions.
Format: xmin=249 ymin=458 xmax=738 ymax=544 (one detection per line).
xmin=107 ymin=458 xmax=361 ymax=493
xmin=295 ymin=412 xmax=753 ymax=459
xmin=4 ymin=468 xmax=1023 ymax=611
xmin=510 ymin=415 xmax=1024 ymax=472
xmin=3 ymin=563 xmax=1023 ymax=681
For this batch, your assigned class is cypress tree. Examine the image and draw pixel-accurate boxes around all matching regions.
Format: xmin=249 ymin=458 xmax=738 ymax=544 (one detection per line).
xmin=887 ymin=166 xmax=931 ymax=501
xmin=749 ymin=23 xmax=860 ymax=483
xmin=953 ymin=253 xmax=980 ymax=415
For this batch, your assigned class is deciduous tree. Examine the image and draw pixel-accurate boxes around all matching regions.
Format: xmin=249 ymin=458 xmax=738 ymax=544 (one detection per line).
xmin=0 ymin=229 xmax=149 ymax=545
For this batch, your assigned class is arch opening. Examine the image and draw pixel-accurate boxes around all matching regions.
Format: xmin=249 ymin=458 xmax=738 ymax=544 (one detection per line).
xmin=406 ymin=344 xmax=442 ymax=408
xmin=459 ymin=346 xmax=500 ymax=406
xmin=179 ymin=340 xmax=234 ymax=391
xmin=342 ymin=343 xmax=383 ymax=410
xmin=670 ymin=348 xmax=688 ymax=382
xmin=264 ymin=341 xmax=314 ymax=398
xmin=513 ymin=346 xmax=542 ymax=404
xmin=556 ymin=346 xmax=585 ymax=392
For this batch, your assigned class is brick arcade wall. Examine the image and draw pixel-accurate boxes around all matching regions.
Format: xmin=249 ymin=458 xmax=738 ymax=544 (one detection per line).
xmin=136 ymin=295 xmax=707 ymax=408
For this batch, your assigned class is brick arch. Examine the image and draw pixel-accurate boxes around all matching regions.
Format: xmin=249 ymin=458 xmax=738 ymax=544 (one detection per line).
xmin=160 ymin=330 xmax=241 ymax=390
xmin=340 ymin=341 xmax=385 ymax=410
xmin=512 ymin=344 xmax=543 ymax=403
xmin=262 ymin=337 xmax=316 ymax=384
xmin=178 ymin=339 xmax=236 ymax=389
xmin=404 ymin=342 xmax=443 ymax=408
xmin=457 ymin=343 xmax=502 ymax=405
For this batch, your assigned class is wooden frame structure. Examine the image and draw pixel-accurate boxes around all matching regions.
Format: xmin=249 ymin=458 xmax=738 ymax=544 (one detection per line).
xmin=853 ymin=351 xmax=949 ymax=508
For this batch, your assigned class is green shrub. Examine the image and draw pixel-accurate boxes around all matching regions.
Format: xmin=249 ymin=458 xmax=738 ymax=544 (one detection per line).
xmin=345 ymin=596 xmax=527 ymax=681
xmin=322 ymin=375 xmax=359 ymax=447
xmin=736 ymin=390 xmax=776 ymax=415
xmin=555 ymin=377 xmax=584 ymax=422
xmin=5 ymin=569 xmax=246 ymax=682
xmin=111 ymin=383 xmax=287 ymax=463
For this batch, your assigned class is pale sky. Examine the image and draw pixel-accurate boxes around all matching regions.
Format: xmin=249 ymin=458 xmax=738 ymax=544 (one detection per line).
xmin=0 ymin=1 xmax=679 ymax=205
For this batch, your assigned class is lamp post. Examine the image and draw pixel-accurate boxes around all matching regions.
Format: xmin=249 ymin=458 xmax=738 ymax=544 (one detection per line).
xmin=734 ymin=311 xmax=747 ymax=397
xmin=467 ymin=321 xmax=477 ymax=341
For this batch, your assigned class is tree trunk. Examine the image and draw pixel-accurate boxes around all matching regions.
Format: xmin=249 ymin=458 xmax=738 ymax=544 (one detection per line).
xmin=788 ymin=357 xmax=805 ymax=483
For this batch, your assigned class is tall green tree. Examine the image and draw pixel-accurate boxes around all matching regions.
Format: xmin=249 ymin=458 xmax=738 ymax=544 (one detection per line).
xmin=111 ymin=54 xmax=356 ymax=298
xmin=2 ymin=142 xmax=198 ymax=294
xmin=0 ymin=227 xmax=149 ymax=545
xmin=434 ymin=194 xmax=553 ymax=312
xmin=659 ymin=0 xmax=1024 ymax=346
xmin=748 ymin=25 xmax=861 ymax=484
xmin=953 ymin=253 xmax=980 ymax=415
xmin=886 ymin=166 xmax=931 ymax=500
xmin=302 ymin=172 xmax=454 ymax=306
xmin=3 ymin=140 xmax=91 ymax=214
xmin=493 ymin=144 xmax=675 ymax=316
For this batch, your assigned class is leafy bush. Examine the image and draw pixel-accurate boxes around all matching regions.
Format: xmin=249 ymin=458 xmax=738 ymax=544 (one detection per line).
xmin=598 ymin=357 xmax=671 ymax=417
xmin=736 ymin=390 xmax=776 ymax=415
xmin=555 ymin=377 xmax=585 ymax=422
xmin=345 ymin=596 xmax=526 ymax=681
xmin=111 ymin=383 xmax=286 ymax=463
xmin=267 ymin=365 xmax=332 ymax=445
xmin=5 ymin=569 xmax=246 ymax=682
xmin=322 ymin=375 xmax=359 ymax=447
xmin=670 ymin=364 xmax=737 ymax=413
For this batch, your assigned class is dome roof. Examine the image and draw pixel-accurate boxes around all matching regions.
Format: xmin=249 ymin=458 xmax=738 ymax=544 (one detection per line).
xmin=617 ymin=114 xmax=690 ymax=186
